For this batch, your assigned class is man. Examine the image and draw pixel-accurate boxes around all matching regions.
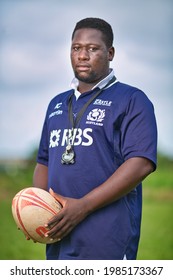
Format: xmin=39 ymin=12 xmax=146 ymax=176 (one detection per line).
xmin=33 ymin=18 xmax=157 ymax=259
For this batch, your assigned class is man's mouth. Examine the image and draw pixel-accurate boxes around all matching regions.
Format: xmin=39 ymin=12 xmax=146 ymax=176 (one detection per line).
xmin=76 ymin=64 xmax=90 ymax=71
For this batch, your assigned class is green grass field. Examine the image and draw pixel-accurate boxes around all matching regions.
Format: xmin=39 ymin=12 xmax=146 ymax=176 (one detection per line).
xmin=0 ymin=154 xmax=173 ymax=260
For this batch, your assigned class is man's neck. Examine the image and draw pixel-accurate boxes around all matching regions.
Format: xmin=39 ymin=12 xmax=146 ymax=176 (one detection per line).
xmin=71 ymin=69 xmax=115 ymax=99
xmin=77 ymin=81 xmax=98 ymax=93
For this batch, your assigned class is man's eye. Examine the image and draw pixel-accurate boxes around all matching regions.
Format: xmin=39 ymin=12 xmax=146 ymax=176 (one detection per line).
xmin=73 ymin=47 xmax=80 ymax=51
xmin=88 ymin=47 xmax=97 ymax=52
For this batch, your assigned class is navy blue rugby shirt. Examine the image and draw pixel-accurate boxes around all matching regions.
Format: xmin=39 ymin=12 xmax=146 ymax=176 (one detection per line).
xmin=37 ymin=70 xmax=157 ymax=260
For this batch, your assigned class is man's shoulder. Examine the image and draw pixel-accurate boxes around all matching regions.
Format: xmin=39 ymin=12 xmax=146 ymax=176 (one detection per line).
xmin=47 ymin=89 xmax=73 ymax=108
xmin=113 ymin=81 xmax=141 ymax=93
xmin=111 ymin=81 xmax=150 ymax=102
xmin=44 ymin=89 xmax=73 ymax=117
xmin=50 ymin=89 xmax=73 ymax=103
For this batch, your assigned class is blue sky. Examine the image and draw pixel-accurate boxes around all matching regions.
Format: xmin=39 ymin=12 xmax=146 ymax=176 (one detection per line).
xmin=0 ymin=0 xmax=173 ymax=159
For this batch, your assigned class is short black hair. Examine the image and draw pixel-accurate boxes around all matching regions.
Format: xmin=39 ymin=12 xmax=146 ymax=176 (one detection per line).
xmin=72 ymin=17 xmax=114 ymax=48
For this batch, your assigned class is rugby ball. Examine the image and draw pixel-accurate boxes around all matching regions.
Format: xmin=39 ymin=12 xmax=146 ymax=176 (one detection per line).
xmin=12 ymin=187 xmax=62 ymax=244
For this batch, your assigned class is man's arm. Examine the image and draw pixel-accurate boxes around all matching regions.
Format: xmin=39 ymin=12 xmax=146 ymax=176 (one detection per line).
xmin=45 ymin=157 xmax=154 ymax=240
xmin=33 ymin=163 xmax=48 ymax=191
xmin=82 ymin=157 xmax=154 ymax=212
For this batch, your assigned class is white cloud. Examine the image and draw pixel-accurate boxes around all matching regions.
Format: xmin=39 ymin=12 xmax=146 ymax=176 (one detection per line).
xmin=0 ymin=43 xmax=71 ymax=88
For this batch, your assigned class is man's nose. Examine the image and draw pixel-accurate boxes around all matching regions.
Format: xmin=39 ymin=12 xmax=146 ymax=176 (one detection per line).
xmin=78 ymin=48 xmax=89 ymax=60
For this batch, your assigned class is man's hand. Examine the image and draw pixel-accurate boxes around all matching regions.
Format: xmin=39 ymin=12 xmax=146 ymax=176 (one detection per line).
xmin=44 ymin=188 xmax=89 ymax=241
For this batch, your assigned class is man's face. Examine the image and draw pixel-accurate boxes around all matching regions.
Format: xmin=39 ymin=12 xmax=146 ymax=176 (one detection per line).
xmin=71 ymin=28 xmax=114 ymax=85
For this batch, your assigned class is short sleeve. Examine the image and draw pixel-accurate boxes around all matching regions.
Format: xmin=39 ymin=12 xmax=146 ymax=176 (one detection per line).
xmin=121 ymin=90 xmax=157 ymax=169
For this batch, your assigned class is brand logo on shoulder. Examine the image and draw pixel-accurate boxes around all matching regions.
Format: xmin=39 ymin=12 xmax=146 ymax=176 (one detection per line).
xmin=86 ymin=109 xmax=105 ymax=126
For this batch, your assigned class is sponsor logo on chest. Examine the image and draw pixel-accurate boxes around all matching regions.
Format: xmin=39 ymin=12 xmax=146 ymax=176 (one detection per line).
xmin=49 ymin=128 xmax=93 ymax=148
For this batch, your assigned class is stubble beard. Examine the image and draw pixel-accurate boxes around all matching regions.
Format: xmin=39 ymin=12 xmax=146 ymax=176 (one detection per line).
xmin=74 ymin=70 xmax=99 ymax=84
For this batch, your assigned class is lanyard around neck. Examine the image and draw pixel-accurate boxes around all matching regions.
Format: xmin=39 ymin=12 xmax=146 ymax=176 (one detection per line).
xmin=68 ymin=76 xmax=116 ymax=130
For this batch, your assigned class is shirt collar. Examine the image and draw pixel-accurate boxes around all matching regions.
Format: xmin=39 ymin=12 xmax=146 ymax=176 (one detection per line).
xmin=70 ymin=69 xmax=116 ymax=100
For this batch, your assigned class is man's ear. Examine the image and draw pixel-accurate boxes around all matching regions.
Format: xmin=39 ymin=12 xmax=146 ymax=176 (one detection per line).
xmin=108 ymin=46 xmax=115 ymax=61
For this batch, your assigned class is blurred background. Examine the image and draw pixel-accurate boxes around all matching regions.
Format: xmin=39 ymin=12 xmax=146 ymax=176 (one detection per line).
xmin=0 ymin=0 xmax=172 ymax=260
